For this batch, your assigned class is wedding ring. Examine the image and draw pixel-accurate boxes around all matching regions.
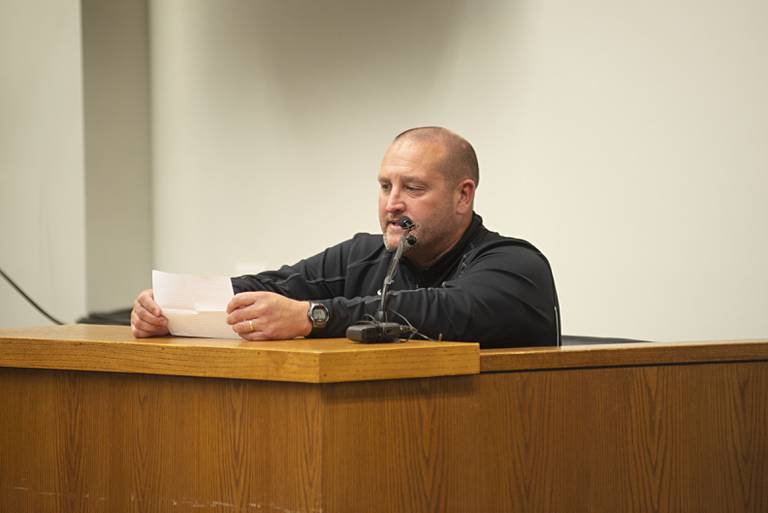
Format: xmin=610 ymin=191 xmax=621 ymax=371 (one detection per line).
xmin=249 ymin=320 xmax=255 ymax=332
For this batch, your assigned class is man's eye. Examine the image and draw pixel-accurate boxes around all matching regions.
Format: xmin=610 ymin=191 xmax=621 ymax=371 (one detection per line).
xmin=380 ymin=183 xmax=391 ymax=192
xmin=405 ymin=185 xmax=424 ymax=193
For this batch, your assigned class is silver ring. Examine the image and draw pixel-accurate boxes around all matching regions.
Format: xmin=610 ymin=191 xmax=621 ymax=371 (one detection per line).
xmin=248 ymin=320 xmax=255 ymax=332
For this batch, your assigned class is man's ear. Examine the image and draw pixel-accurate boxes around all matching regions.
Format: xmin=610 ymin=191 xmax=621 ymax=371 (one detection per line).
xmin=455 ymin=179 xmax=476 ymax=214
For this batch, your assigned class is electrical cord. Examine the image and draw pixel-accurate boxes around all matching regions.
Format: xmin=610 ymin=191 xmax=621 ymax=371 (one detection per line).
xmin=390 ymin=310 xmax=433 ymax=341
xmin=0 ymin=266 xmax=64 ymax=325
xmin=357 ymin=310 xmax=433 ymax=342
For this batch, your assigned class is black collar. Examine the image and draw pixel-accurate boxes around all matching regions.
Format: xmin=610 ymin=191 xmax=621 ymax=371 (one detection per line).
xmin=405 ymin=213 xmax=484 ymax=287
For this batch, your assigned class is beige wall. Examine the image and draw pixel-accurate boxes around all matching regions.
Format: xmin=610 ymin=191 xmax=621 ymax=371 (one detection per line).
xmin=0 ymin=0 xmax=152 ymax=327
xmin=82 ymin=0 xmax=153 ymax=312
xmin=149 ymin=0 xmax=768 ymax=341
xmin=0 ymin=0 xmax=86 ymax=326
xmin=2 ymin=0 xmax=766 ymax=341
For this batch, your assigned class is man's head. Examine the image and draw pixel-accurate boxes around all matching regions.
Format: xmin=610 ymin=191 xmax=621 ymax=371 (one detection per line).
xmin=378 ymin=127 xmax=479 ymax=268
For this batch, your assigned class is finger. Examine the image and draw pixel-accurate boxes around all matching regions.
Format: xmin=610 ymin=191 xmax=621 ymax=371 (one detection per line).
xmin=227 ymin=292 xmax=262 ymax=314
xmin=239 ymin=329 xmax=268 ymax=341
xmin=231 ymin=319 xmax=257 ymax=335
xmin=227 ymin=303 xmax=263 ymax=325
xmin=137 ymin=290 xmax=163 ymax=317
xmin=226 ymin=294 xmax=249 ymax=313
xmin=132 ymin=325 xmax=157 ymax=338
xmin=131 ymin=311 xmax=163 ymax=337
xmin=131 ymin=309 xmax=156 ymax=332
xmin=133 ymin=301 xmax=167 ymax=328
xmin=132 ymin=324 xmax=150 ymax=338
xmin=133 ymin=304 xmax=165 ymax=327
xmin=131 ymin=313 xmax=147 ymax=337
xmin=232 ymin=317 xmax=257 ymax=339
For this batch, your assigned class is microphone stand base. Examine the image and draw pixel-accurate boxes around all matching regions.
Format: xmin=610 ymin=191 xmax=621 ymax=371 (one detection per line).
xmin=346 ymin=322 xmax=403 ymax=343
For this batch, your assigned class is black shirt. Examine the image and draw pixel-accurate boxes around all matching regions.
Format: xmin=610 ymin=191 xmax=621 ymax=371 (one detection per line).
xmin=231 ymin=213 xmax=560 ymax=348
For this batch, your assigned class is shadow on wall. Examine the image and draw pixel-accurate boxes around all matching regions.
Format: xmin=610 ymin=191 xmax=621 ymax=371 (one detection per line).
xmin=187 ymin=0 xmax=480 ymax=123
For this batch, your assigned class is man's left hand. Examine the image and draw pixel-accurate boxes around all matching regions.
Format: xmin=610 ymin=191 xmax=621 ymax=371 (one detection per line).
xmin=226 ymin=291 xmax=312 ymax=340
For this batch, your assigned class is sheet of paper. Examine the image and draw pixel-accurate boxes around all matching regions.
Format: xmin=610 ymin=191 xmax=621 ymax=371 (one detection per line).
xmin=152 ymin=270 xmax=238 ymax=339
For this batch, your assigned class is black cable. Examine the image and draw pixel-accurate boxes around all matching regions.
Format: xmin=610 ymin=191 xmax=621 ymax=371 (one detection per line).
xmin=391 ymin=310 xmax=433 ymax=341
xmin=0 ymin=267 xmax=64 ymax=325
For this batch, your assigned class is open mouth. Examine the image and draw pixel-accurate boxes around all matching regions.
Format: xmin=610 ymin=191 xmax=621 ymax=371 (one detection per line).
xmin=386 ymin=220 xmax=408 ymax=233
xmin=384 ymin=217 xmax=417 ymax=236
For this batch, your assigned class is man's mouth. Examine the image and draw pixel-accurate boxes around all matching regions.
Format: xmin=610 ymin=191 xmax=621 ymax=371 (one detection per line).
xmin=386 ymin=219 xmax=401 ymax=229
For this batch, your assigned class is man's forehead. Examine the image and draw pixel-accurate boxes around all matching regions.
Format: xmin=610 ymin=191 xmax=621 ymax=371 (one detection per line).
xmin=378 ymin=157 xmax=445 ymax=182
xmin=378 ymin=168 xmax=430 ymax=181
xmin=380 ymin=139 xmax=445 ymax=175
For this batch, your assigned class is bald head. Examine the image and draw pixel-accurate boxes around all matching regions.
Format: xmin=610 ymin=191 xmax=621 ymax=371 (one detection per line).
xmin=392 ymin=127 xmax=479 ymax=187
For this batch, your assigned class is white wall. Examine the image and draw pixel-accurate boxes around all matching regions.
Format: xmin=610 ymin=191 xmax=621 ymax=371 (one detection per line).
xmin=2 ymin=0 xmax=765 ymax=341
xmin=82 ymin=0 xmax=153 ymax=312
xmin=149 ymin=0 xmax=768 ymax=342
xmin=0 ymin=0 xmax=86 ymax=327
xmin=0 ymin=0 xmax=152 ymax=328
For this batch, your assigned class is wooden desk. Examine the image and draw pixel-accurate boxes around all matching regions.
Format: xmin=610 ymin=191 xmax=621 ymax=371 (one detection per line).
xmin=1 ymin=326 xmax=767 ymax=513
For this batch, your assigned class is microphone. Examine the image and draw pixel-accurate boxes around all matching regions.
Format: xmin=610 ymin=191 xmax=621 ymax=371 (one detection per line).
xmin=378 ymin=216 xmax=416 ymax=322
xmin=399 ymin=216 xmax=415 ymax=229
xmin=346 ymin=216 xmax=417 ymax=343
xmin=399 ymin=217 xmax=418 ymax=247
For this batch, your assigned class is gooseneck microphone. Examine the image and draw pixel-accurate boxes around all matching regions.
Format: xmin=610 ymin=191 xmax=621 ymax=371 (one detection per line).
xmin=346 ymin=216 xmax=417 ymax=343
xmin=377 ymin=216 xmax=417 ymax=322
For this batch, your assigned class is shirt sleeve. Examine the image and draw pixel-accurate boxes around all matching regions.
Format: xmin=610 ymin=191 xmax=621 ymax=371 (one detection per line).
xmin=230 ymin=238 xmax=351 ymax=300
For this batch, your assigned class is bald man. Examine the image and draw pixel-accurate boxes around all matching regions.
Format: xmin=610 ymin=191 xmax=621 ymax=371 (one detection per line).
xmin=131 ymin=127 xmax=560 ymax=348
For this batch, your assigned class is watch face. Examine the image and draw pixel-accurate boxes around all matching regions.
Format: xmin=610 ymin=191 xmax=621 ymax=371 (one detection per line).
xmin=310 ymin=303 xmax=329 ymax=327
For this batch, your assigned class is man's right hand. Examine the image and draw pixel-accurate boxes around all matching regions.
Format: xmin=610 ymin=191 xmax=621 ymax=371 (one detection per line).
xmin=131 ymin=289 xmax=170 ymax=338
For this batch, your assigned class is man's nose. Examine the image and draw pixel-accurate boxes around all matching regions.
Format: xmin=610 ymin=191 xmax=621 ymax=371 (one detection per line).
xmin=385 ymin=187 xmax=405 ymax=212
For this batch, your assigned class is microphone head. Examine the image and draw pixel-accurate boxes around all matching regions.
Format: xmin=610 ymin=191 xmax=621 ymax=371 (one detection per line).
xmin=399 ymin=216 xmax=415 ymax=230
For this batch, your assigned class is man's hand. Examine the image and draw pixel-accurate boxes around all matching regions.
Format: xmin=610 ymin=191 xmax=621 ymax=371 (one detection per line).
xmin=131 ymin=289 xmax=170 ymax=338
xmin=227 ymin=292 xmax=312 ymax=341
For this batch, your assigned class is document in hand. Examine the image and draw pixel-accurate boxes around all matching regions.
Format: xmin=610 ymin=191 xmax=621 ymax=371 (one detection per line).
xmin=152 ymin=270 xmax=239 ymax=339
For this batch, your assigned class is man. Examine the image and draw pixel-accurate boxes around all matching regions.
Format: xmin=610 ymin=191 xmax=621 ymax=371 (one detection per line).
xmin=131 ymin=127 xmax=560 ymax=348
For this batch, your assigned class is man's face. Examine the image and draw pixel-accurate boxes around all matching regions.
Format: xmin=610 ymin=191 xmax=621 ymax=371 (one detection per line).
xmin=378 ymin=138 xmax=461 ymax=264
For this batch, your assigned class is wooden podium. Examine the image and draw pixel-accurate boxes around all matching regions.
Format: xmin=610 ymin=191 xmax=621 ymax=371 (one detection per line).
xmin=1 ymin=325 xmax=767 ymax=513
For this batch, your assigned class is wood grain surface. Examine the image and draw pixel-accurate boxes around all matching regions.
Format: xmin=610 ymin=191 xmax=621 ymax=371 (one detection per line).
xmin=321 ymin=361 xmax=768 ymax=513
xmin=0 ymin=325 xmax=478 ymax=383
xmin=2 ymin=329 xmax=767 ymax=513
xmin=481 ymin=338 xmax=768 ymax=372
xmin=0 ymin=368 xmax=324 ymax=513
xmin=2 ymin=358 xmax=766 ymax=512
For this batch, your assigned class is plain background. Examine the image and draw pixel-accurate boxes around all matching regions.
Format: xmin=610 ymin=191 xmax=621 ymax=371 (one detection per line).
xmin=1 ymin=0 xmax=766 ymax=342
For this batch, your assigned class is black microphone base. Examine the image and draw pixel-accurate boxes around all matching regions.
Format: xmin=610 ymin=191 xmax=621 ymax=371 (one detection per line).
xmin=346 ymin=322 xmax=403 ymax=343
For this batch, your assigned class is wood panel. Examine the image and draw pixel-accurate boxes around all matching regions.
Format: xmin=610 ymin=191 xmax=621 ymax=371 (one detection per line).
xmin=321 ymin=376 xmax=479 ymax=513
xmin=481 ymin=361 xmax=768 ymax=512
xmin=0 ymin=367 xmax=324 ymax=513
xmin=2 ymin=338 xmax=767 ymax=513
xmin=0 ymin=325 xmax=478 ymax=383
xmin=320 ymin=361 xmax=768 ymax=513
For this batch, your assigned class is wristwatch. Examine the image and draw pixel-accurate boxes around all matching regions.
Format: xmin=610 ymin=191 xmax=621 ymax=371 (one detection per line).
xmin=307 ymin=302 xmax=329 ymax=331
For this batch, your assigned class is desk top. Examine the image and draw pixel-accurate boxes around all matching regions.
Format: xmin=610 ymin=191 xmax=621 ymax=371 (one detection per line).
xmin=0 ymin=324 xmax=479 ymax=383
xmin=1 ymin=325 xmax=766 ymax=383
xmin=480 ymin=338 xmax=768 ymax=372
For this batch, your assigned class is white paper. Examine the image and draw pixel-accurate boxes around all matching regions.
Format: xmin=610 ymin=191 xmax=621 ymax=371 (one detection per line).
xmin=152 ymin=270 xmax=238 ymax=339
